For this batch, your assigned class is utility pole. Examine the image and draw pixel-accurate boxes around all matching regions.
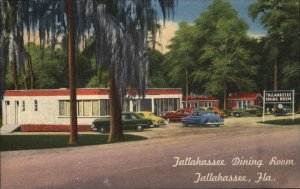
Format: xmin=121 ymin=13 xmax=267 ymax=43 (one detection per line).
xmin=186 ymin=69 xmax=189 ymax=108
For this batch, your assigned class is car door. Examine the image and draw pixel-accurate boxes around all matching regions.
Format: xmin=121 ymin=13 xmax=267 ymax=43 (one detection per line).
xmin=188 ymin=112 xmax=199 ymax=125
xmin=122 ymin=114 xmax=134 ymax=129
xmin=174 ymin=110 xmax=183 ymax=121
xmin=246 ymin=106 xmax=255 ymax=114
xmin=130 ymin=114 xmax=143 ymax=128
xmin=124 ymin=114 xmax=143 ymax=129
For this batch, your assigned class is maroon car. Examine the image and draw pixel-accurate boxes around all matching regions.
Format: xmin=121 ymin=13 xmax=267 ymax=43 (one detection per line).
xmin=161 ymin=108 xmax=194 ymax=122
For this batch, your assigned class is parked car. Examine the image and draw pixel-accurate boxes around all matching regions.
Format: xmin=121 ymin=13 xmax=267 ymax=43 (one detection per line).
xmin=231 ymin=105 xmax=263 ymax=117
xmin=181 ymin=110 xmax=224 ymax=127
xmin=273 ymin=108 xmax=292 ymax=116
xmin=161 ymin=108 xmax=194 ymax=122
xmin=195 ymin=106 xmax=226 ymax=118
xmin=137 ymin=112 xmax=168 ymax=127
xmin=91 ymin=112 xmax=153 ymax=133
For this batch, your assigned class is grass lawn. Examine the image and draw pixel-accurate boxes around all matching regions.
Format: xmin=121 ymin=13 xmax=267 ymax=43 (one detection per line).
xmin=0 ymin=133 xmax=147 ymax=151
xmin=259 ymin=118 xmax=300 ymax=126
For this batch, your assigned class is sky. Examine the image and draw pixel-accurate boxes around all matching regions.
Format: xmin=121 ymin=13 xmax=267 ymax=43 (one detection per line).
xmin=154 ymin=0 xmax=267 ymax=53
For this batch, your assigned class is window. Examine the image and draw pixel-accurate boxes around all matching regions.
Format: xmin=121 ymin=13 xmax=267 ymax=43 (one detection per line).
xmin=187 ymin=103 xmax=191 ymax=108
xmin=78 ymin=101 xmax=83 ymax=116
xmin=204 ymin=102 xmax=212 ymax=107
xmin=132 ymin=99 xmax=141 ymax=112
xmin=77 ymin=100 xmax=95 ymax=116
xmin=123 ymin=99 xmax=130 ymax=112
xmin=21 ymin=101 xmax=25 ymax=111
xmin=59 ymin=100 xmax=108 ymax=117
xmin=140 ymin=99 xmax=152 ymax=111
xmin=59 ymin=100 xmax=70 ymax=116
xmin=154 ymin=98 xmax=180 ymax=116
xmin=83 ymin=101 xmax=91 ymax=116
xmin=238 ymin=101 xmax=251 ymax=109
xmin=132 ymin=99 xmax=152 ymax=112
xmin=34 ymin=100 xmax=38 ymax=111
xmin=92 ymin=100 xmax=100 ymax=116
xmin=100 ymin=99 xmax=110 ymax=116
xmin=5 ymin=101 xmax=10 ymax=105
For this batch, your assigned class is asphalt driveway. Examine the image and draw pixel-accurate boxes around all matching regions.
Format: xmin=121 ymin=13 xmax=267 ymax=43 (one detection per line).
xmin=1 ymin=115 xmax=300 ymax=189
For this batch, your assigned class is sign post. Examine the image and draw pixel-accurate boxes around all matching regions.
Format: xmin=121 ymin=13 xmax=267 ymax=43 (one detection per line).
xmin=263 ymin=90 xmax=294 ymax=122
xmin=263 ymin=90 xmax=266 ymax=123
xmin=292 ymin=89 xmax=295 ymax=121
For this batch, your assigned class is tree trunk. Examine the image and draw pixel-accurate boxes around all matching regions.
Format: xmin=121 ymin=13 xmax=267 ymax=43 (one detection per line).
xmin=27 ymin=52 xmax=35 ymax=89
xmin=274 ymin=61 xmax=278 ymax=90
xmin=108 ymin=66 xmax=123 ymax=143
xmin=223 ymin=82 xmax=227 ymax=110
xmin=185 ymin=69 xmax=189 ymax=108
xmin=223 ymin=46 xmax=228 ymax=110
xmin=24 ymin=52 xmax=35 ymax=89
xmin=11 ymin=55 xmax=18 ymax=90
xmin=66 ymin=0 xmax=78 ymax=144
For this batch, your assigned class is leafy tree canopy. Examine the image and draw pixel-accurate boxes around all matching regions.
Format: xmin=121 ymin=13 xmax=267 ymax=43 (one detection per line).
xmin=249 ymin=0 xmax=300 ymax=91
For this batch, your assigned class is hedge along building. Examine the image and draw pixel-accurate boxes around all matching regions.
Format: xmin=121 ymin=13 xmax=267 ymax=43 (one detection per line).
xmin=1 ymin=88 xmax=182 ymax=132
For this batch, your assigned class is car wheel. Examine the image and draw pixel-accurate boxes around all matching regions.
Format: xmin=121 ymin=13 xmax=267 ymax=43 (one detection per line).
xmin=182 ymin=122 xmax=188 ymax=127
xmin=100 ymin=126 xmax=107 ymax=134
xmin=215 ymin=124 xmax=220 ymax=127
xmin=136 ymin=125 xmax=144 ymax=131
xmin=234 ymin=113 xmax=240 ymax=117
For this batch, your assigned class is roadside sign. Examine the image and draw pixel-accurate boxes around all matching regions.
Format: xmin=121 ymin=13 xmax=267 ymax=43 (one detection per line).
xmin=265 ymin=91 xmax=293 ymax=104
xmin=263 ymin=90 xmax=295 ymax=122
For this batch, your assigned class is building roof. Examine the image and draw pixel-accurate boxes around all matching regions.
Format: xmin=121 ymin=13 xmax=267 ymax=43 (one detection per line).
xmin=227 ymin=93 xmax=262 ymax=100
xmin=4 ymin=88 xmax=182 ymax=97
xmin=182 ymin=95 xmax=218 ymax=101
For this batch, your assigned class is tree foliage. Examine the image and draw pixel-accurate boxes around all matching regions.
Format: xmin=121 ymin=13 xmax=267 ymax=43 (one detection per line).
xmin=249 ymin=0 xmax=300 ymax=91
xmin=147 ymin=49 xmax=169 ymax=88
xmin=1 ymin=0 xmax=175 ymax=143
xmin=164 ymin=0 xmax=257 ymax=109
xmin=164 ymin=22 xmax=197 ymax=94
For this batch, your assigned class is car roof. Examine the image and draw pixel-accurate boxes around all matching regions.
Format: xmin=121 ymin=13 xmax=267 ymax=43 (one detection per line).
xmin=137 ymin=111 xmax=153 ymax=114
xmin=193 ymin=110 xmax=214 ymax=113
xmin=178 ymin=108 xmax=194 ymax=111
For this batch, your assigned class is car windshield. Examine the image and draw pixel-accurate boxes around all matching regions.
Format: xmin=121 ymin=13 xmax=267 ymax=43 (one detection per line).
xmin=176 ymin=110 xmax=183 ymax=114
xmin=204 ymin=112 xmax=215 ymax=116
xmin=122 ymin=114 xmax=140 ymax=120
xmin=192 ymin=112 xmax=205 ymax=116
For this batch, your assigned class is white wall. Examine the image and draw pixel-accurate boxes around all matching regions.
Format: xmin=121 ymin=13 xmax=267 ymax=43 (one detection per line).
xmin=2 ymin=93 xmax=182 ymax=126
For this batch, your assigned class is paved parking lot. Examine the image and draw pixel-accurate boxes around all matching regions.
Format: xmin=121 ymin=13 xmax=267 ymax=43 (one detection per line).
xmin=126 ymin=114 xmax=300 ymax=139
xmin=2 ymin=114 xmax=299 ymax=189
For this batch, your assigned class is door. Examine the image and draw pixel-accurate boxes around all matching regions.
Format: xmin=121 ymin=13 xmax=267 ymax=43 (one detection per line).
xmin=14 ymin=101 xmax=19 ymax=124
xmin=4 ymin=101 xmax=9 ymax=125
xmin=4 ymin=100 xmax=19 ymax=125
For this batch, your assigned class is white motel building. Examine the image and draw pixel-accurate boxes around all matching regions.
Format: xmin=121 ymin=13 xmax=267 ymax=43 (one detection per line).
xmin=1 ymin=88 xmax=182 ymax=132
